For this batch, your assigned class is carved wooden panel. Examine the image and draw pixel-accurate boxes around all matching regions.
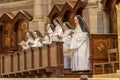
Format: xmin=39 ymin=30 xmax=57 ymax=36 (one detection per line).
xmin=4 ymin=55 xmax=11 ymax=73
xmin=2 ymin=22 xmax=15 ymax=50
xmin=49 ymin=43 xmax=57 ymax=67
xmin=19 ymin=52 xmax=25 ymax=71
xmin=33 ymin=48 xmax=41 ymax=69
xmin=13 ymin=10 xmax=32 ymax=50
xmin=13 ymin=53 xmax=18 ymax=72
xmin=25 ymin=48 xmax=32 ymax=70
xmin=41 ymin=45 xmax=48 ymax=67
xmin=89 ymin=34 xmax=117 ymax=71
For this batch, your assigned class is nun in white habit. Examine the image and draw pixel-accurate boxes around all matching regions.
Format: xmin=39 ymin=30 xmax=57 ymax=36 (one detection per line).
xmin=70 ymin=15 xmax=90 ymax=71
xmin=31 ymin=30 xmax=44 ymax=47
xmin=42 ymin=24 xmax=54 ymax=44
xmin=19 ymin=31 xmax=34 ymax=50
xmin=52 ymin=18 xmax=63 ymax=41
xmin=62 ymin=22 xmax=72 ymax=69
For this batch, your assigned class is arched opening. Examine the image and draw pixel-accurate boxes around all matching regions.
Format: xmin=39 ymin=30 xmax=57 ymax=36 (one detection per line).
xmin=76 ymin=7 xmax=84 ymax=16
xmin=14 ymin=19 xmax=28 ymax=50
xmin=2 ymin=22 xmax=15 ymax=50
xmin=63 ymin=10 xmax=74 ymax=29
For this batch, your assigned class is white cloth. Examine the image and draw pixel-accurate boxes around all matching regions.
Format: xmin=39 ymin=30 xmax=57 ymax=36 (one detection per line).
xmin=43 ymin=29 xmax=53 ymax=44
xmin=21 ymin=38 xmax=33 ymax=50
xmin=32 ymin=38 xmax=42 ymax=47
xmin=52 ymin=24 xmax=63 ymax=41
xmin=62 ymin=29 xmax=72 ymax=69
xmin=70 ymin=25 xmax=90 ymax=71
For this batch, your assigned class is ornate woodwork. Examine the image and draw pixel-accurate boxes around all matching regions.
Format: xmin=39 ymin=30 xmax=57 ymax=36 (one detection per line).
xmin=13 ymin=10 xmax=32 ymax=50
xmin=89 ymin=34 xmax=118 ymax=72
xmin=116 ymin=3 xmax=120 ymax=70
xmin=0 ymin=12 xmax=15 ymax=51
xmin=0 ymin=42 xmax=64 ymax=78
xmin=102 ymin=0 xmax=120 ymax=33
xmin=48 ymin=4 xmax=64 ymax=23
xmin=48 ymin=0 xmax=87 ymax=29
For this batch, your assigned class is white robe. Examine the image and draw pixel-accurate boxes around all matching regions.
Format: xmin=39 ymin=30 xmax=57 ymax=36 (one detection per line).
xmin=32 ymin=38 xmax=42 ymax=47
xmin=62 ymin=29 xmax=72 ymax=69
xmin=43 ymin=29 xmax=53 ymax=44
xmin=21 ymin=38 xmax=34 ymax=50
xmin=70 ymin=25 xmax=90 ymax=71
xmin=52 ymin=24 xmax=63 ymax=41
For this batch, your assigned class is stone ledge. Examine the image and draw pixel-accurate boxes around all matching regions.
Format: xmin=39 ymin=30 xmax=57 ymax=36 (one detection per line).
xmin=0 ymin=0 xmax=33 ymax=10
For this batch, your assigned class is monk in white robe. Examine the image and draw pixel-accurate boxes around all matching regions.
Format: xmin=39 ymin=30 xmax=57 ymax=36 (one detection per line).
xmin=52 ymin=18 xmax=63 ymax=41
xmin=19 ymin=31 xmax=34 ymax=50
xmin=42 ymin=24 xmax=54 ymax=44
xmin=70 ymin=15 xmax=90 ymax=71
xmin=62 ymin=22 xmax=72 ymax=69
xmin=31 ymin=30 xmax=44 ymax=47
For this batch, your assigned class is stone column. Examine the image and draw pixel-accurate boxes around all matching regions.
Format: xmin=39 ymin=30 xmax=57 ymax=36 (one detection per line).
xmin=33 ymin=0 xmax=43 ymax=19
xmin=29 ymin=0 xmax=45 ymax=33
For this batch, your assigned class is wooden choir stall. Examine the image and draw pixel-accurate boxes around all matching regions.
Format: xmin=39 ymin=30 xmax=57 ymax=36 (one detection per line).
xmin=0 ymin=0 xmax=119 ymax=78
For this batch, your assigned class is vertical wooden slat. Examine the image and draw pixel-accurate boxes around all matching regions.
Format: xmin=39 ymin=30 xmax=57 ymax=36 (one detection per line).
xmin=4 ymin=54 xmax=11 ymax=73
xmin=49 ymin=43 xmax=57 ymax=67
xmin=13 ymin=53 xmax=18 ymax=72
xmin=26 ymin=49 xmax=32 ymax=70
xmin=41 ymin=45 xmax=48 ymax=67
xmin=19 ymin=52 xmax=25 ymax=71
xmin=1 ymin=56 xmax=5 ymax=74
xmin=33 ymin=48 xmax=41 ymax=69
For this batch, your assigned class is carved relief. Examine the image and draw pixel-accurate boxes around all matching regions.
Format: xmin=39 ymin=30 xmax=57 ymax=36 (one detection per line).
xmin=2 ymin=22 xmax=15 ymax=49
xmin=17 ymin=21 xmax=28 ymax=43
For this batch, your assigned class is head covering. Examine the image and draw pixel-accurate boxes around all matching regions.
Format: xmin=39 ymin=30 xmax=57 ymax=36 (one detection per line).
xmin=63 ymin=22 xmax=72 ymax=29
xmin=54 ymin=18 xmax=63 ymax=27
xmin=24 ymin=31 xmax=34 ymax=41
xmin=48 ymin=24 xmax=55 ymax=32
xmin=75 ymin=15 xmax=89 ymax=33
xmin=34 ymin=30 xmax=44 ymax=38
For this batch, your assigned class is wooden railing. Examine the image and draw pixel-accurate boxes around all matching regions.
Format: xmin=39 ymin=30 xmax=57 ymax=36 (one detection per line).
xmin=0 ymin=41 xmax=64 ymax=78
xmin=0 ymin=33 xmax=118 ymax=77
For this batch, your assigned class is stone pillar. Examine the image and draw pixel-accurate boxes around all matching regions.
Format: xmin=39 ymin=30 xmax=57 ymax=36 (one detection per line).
xmin=87 ymin=0 xmax=109 ymax=33
xmin=33 ymin=0 xmax=43 ymax=19
xmin=29 ymin=0 xmax=45 ymax=33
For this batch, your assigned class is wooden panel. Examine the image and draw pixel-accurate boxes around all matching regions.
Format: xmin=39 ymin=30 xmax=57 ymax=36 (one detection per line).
xmin=49 ymin=43 xmax=57 ymax=67
xmin=41 ymin=45 xmax=48 ymax=67
xmin=26 ymin=48 xmax=32 ymax=70
xmin=13 ymin=53 xmax=18 ymax=72
xmin=33 ymin=48 xmax=41 ymax=69
xmin=4 ymin=54 xmax=11 ymax=73
xmin=19 ymin=52 xmax=25 ymax=71
xmin=89 ymin=34 xmax=117 ymax=71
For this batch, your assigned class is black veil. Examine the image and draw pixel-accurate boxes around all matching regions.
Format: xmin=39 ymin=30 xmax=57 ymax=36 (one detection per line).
xmin=75 ymin=15 xmax=89 ymax=33
xmin=34 ymin=30 xmax=44 ymax=38
xmin=54 ymin=18 xmax=63 ymax=27
xmin=63 ymin=22 xmax=72 ymax=29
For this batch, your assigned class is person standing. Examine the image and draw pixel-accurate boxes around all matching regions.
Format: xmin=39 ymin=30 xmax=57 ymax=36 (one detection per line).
xmin=70 ymin=15 xmax=90 ymax=71
xmin=62 ymin=22 xmax=72 ymax=69
xmin=52 ymin=18 xmax=63 ymax=41
xmin=42 ymin=24 xmax=54 ymax=44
